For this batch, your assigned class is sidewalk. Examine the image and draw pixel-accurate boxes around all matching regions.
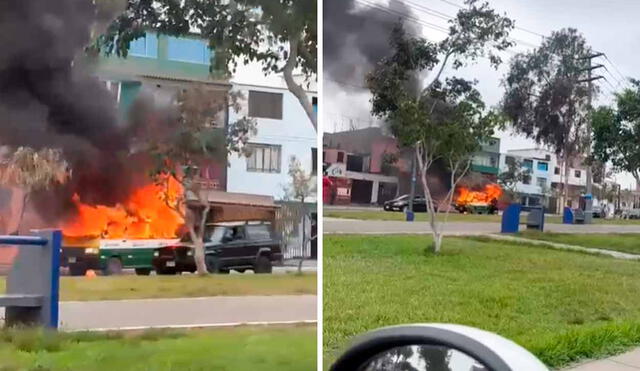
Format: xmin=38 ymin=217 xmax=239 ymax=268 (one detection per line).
xmin=565 ymin=348 xmax=640 ymax=370
xmin=0 ymin=295 xmax=317 ymax=331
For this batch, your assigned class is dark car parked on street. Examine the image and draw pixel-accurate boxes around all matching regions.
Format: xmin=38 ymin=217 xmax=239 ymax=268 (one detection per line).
xmin=152 ymin=222 xmax=283 ymax=274
xmin=383 ymin=195 xmax=438 ymax=213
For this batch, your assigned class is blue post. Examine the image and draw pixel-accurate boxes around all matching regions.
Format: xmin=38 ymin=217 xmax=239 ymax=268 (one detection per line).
xmin=563 ymin=207 xmax=574 ymax=224
xmin=48 ymin=230 xmax=61 ymax=329
xmin=405 ymin=211 xmax=415 ymax=222
xmin=501 ymin=204 xmax=522 ymax=233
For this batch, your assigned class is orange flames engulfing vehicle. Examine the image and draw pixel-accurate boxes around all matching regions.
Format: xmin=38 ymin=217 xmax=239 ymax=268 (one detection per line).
xmin=62 ymin=177 xmax=184 ymax=239
xmin=456 ymin=184 xmax=503 ymax=207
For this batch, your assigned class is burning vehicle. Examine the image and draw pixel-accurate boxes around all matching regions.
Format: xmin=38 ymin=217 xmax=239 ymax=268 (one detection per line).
xmin=60 ymin=179 xmax=184 ymax=276
xmin=454 ymin=184 xmax=503 ymax=215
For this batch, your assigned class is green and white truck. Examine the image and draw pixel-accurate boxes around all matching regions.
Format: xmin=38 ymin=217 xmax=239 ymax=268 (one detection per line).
xmin=62 ymin=236 xmax=179 ymax=276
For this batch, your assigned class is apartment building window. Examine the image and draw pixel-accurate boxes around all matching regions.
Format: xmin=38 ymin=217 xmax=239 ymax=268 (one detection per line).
xmin=523 ymin=174 xmax=531 ymax=185
xmin=536 ymin=177 xmax=547 ymax=188
xmin=246 ymin=144 xmax=281 ymax=173
xmin=554 ymin=167 xmax=560 ymax=175
xmin=523 ymin=159 xmax=533 ymax=170
xmin=473 ymin=154 xmax=492 ymax=167
xmin=346 ymin=155 xmax=364 ymax=172
xmin=575 ymin=170 xmax=581 ymax=178
xmin=312 ymin=148 xmax=317 ymax=172
xmin=312 ymin=97 xmax=318 ymax=120
xmin=129 ymin=33 xmax=158 ymax=58
xmin=337 ymin=151 xmax=345 ymax=163
xmin=537 ymin=162 xmax=549 ymax=171
xmin=248 ymin=91 xmax=283 ymax=119
xmin=167 ymin=37 xmax=212 ymax=64
xmin=505 ymin=156 xmax=516 ymax=166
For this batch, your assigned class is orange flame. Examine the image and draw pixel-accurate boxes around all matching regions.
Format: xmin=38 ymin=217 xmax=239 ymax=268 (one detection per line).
xmin=456 ymin=184 xmax=503 ymax=206
xmin=62 ymin=177 xmax=184 ymax=239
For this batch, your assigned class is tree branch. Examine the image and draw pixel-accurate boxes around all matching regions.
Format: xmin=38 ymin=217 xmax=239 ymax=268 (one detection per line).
xmin=282 ymin=34 xmax=317 ymax=131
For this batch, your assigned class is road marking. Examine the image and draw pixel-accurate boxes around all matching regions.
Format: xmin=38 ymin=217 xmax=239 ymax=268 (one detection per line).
xmin=60 ymin=294 xmax=317 ymax=304
xmin=63 ymin=320 xmax=318 ymax=332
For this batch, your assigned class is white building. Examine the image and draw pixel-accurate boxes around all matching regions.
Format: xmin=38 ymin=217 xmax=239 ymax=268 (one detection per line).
xmin=226 ymin=78 xmax=317 ymax=202
xmin=500 ymin=148 xmax=590 ymax=211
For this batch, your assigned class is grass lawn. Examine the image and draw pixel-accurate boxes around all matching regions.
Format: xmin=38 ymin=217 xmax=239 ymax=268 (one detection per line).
xmin=0 ymin=274 xmax=316 ymax=301
xmin=324 ymin=234 xmax=640 ymax=368
xmin=518 ymin=231 xmax=640 ymax=255
xmin=325 ymin=209 xmax=640 ymax=225
xmin=0 ymin=325 xmax=316 ymax=370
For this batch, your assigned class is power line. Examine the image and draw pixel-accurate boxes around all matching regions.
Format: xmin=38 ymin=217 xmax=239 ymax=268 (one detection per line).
xmin=603 ymin=55 xmax=632 ymax=89
xmin=433 ymin=0 xmax=547 ymax=39
xmin=355 ymin=0 xmax=533 ymax=55
xmin=355 ymin=0 xmax=449 ymax=33
xmin=402 ymin=0 xmax=540 ymax=49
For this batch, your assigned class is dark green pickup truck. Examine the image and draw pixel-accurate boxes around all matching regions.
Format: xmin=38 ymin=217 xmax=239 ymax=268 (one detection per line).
xmin=152 ymin=222 xmax=283 ymax=274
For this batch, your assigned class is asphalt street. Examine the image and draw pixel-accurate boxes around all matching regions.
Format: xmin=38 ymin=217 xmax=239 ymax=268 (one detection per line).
xmin=0 ymin=295 xmax=317 ymax=331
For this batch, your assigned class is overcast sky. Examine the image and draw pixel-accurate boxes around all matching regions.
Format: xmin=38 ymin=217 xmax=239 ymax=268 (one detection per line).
xmin=323 ymin=0 xmax=640 ymax=189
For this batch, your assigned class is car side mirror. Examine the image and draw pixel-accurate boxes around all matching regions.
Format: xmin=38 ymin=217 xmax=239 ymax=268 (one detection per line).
xmin=330 ymin=324 xmax=548 ymax=371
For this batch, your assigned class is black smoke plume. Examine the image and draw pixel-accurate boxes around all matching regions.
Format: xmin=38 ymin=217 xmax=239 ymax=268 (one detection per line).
xmin=0 ymin=0 xmax=138 ymax=223
xmin=324 ymin=0 xmax=421 ymax=90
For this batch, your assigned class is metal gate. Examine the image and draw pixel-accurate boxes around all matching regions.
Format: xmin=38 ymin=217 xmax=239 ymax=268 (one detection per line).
xmin=274 ymin=202 xmax=316 ymax=260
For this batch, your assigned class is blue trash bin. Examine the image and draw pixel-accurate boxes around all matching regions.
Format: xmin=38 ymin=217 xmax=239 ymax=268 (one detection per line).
xmin=501 ymin=204 xmax=522 ymax=233
xmin=562 ymin=207 xmax=574 ymax=224
xmin=405 ymin=211 xmax=415 ymax=222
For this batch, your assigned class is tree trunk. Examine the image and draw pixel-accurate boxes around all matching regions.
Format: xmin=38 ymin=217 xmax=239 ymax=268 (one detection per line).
xmin=16 ymin=192 xmax=29 ymax=234
xmin=188 ymin=205 xmax=211 ymax=276
xmin=563 ymin=156 xmax=571 ymax=209
xmin=189 ymin=225 xmax=207 ymax=275
xmin=298 ymin=198 xmax=306 ymax=274
xmin=418 ymin=160 xmax=440 ymax=253
xmin=283 ymin=35 xmax=317 ymax=131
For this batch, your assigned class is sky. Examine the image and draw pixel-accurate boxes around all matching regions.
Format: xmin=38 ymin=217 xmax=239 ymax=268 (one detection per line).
xmin=323 ymin=0 xmax=640 ymax=189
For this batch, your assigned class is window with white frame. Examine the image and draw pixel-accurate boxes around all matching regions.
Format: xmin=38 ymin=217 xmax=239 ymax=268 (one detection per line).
xmin=536 ymin=177 xmax=547 ymax=188
xmin=246 ymin=143 xmax=281 ymax=173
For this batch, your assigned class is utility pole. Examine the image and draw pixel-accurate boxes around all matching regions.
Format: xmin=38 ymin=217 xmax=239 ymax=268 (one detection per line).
xmin=407 ymin=153 xmax=416 ymax=222
xmin=578 ymin=53 xmax=605 ymax=224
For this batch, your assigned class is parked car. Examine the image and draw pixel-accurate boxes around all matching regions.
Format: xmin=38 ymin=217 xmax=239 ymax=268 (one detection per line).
xmin=152 ymin=222 xmax=283 ymax=274
xmin=383 ymin=195 xmax=437 ymax=212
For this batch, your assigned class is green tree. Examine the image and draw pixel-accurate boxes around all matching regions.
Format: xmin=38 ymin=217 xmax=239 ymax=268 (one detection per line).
xmin=150 ymin=87 xmax=256 ymax=275
xmin=0 ymin=147 xmax=70 ymax=234
xmin=592 ymin=79 xmax=640 ymax=185
xmin=501 ymin=28 xmax=594 ymax=208
xmin=96 ymin=0 xmax=317 ymax=130
xmin=497 ymin=158 xmax=527 ymax=200
xmin=367 ymin=1 xmax=513 ymax=253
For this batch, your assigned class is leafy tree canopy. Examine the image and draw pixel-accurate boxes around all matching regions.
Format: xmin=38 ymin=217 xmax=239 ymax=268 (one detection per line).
xmin=501 ymin=28 xmax=594 ymax=159
xmin=592 ymin=79 xmax=640 ymax=182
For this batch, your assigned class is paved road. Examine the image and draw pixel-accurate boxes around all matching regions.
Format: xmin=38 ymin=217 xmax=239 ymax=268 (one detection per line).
xmin=565 ymin=348 xmax=640 ymax=370
xmin=324 ymin=217 xmax=640 ymax=235
xmin=0 ymin=295 xmax=316 ymax=331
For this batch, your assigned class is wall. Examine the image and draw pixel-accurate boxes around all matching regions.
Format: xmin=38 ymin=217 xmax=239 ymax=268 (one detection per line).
xmin=227 ymin=83 xmax=317 ymax=202
xmin=95 ymin=32 xmax=222 ymax=84
xmin=500 ymin=149 xmax=553 ymax=196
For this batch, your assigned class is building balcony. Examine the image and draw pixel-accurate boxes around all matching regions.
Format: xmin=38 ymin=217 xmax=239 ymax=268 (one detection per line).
xmin=471 ymin=164 xmax=499 ymax=175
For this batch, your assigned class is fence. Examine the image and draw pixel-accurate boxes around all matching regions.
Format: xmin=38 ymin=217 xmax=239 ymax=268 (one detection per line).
xmin=275 ymin=203 xmax=317 ymax=260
